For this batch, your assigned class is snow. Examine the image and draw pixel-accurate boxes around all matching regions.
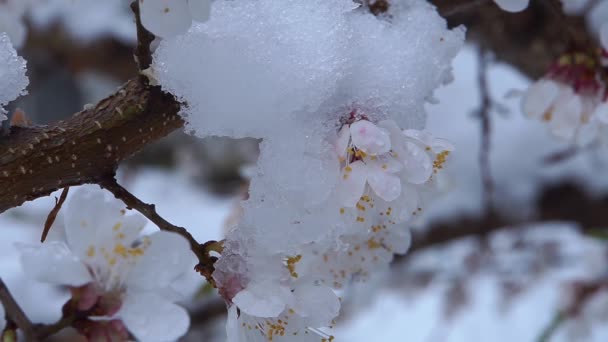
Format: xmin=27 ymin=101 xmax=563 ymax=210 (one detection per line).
xmin=0 ymin=33 xmax=28 ymax=121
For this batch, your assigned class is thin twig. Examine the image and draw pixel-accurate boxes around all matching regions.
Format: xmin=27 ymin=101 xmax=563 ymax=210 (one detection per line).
xmin=477 ymin=49 xmax=494 ymax=211
xmin=536 ymin=312 xmax=565 ymax=342
xmin=0 ymin=279 xmax=38 ymax=341
xmin=98 ymin=176 xmax=216 ymax=283
xmin=130 ymin=0 xmax=156 ymax=72
xmin=41 ymin=187 xmax=69 ymax=242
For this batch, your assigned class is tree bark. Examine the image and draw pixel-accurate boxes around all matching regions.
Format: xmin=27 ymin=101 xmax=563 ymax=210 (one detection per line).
xmin=0 ymin=80 xmax=183 ymax=213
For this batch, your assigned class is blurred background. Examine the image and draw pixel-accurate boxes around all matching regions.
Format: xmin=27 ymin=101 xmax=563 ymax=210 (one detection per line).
xmin=3 ymin=0 xmax=608 ymax=341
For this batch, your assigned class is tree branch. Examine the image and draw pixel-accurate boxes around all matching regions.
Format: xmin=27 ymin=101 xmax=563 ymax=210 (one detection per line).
xmin=41 ymin=187 xmax=69 ymax=242
xmin=130 ymin=0 xmax=156 ymax=72
xmin=0 ymin=79 xmax=183 ymax=213
xmin=0 ymin=279 xmax=37 ymax=341
xmin=98 ymin=176 xmax=217 ymax=283
xmin=433 ymin=0 xmax=597 ymax=79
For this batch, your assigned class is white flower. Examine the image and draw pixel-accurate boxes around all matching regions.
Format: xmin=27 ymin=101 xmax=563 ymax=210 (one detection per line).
xmin=335 ymin=117 xmax=453 ymax=210
xmin=140 ymin=0 xmax=211 ymax=38
xmin=521 ymin=50 xmax=608 ymax=145
xmin=493 ymin=0 xmax=530 ymax=12
xmin=226 ymin=281 xmax=339 ymax=342
xmin=335 ymin=120 xmax=402 ymax=207
xmin=18 ymin=187 xmax=195 ymax=342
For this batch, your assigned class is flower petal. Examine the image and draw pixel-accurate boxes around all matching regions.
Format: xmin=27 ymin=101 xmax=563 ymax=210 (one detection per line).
xmin=188 ymin=0 xmax=211 ymax=22
xmin=521 ymin=80 xmax=560 ymax=119
xmin=64 ymin=187 xmax=146 ymax=261
xmin=17 ymin=242 xmax=92 ymax=286
xmin=349 ymin=120 xmax=391 ymax=155
xmin=401 ymin=141 xmax=433 ymax=184
xmin=594 ymin=102 xmax=608 ymax=124
xmin=127 ymin=231 xmax=196 ymax=291
xmin=139 ymin=0 xmax=191 ymax=39
xmin=336 ymin=161 xmax=368 ymax=207
xmin=550 ymin=91 xmax=582 ymax=140
xmin=292 ymin=282 xmax=339 ymax=326
xmin=232 ymin=281 xmax=293 ymax=318
xmin=335 ymin=125 xmax=351 ymax=159
xmin=118 ymin=291 xmax=189 ymax=342
xmin=367 ymin=161 xmax=402 ymax=202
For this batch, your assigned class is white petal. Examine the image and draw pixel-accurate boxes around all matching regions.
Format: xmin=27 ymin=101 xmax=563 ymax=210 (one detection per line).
xmin=401 ymin=142 xmax=433 ymax=184
xmin=521 ymin=80 xmax=560 ymax=119
xmin=64 ymin=187 xmax=146 ymax=261
xmin=349 ymin=120 xmax=391 ymax=155
xmin=292 ymin=282 xmax=340 ymax=326
xmin=139 ymin=0 xmax=192 ymax=38
xmin=402 ymin=129 xmax=431 ymax=145
xmin=118 ymin=291 xmax=190 ymax=342
xmin=601 ymin=22 xmax=608 ymax=51
xmin=594 ymin=102 xmax=608 ymax=124
xmin=226 ymin=306 xmax=242 ymax=342
xmin=550 ymin=92 xmax=583 ymax=140
xmin=392 ymin=183 xmax=421 ymax=223
xmin=188 ymin=0 xmax=211 ymax=22
xmin=367 ymin=161 xmax=402 ymax=202
xmin=17 ymin=242 xmax=92 ymax=286
xmin=493 ymin=0 xmax=530 ymax=12
xmin=336 ymin=161 xmax=368 ymax=207
xmin=335 ymin=125 xmax=351 ymax=159
xmin=430 ymin=137 xmax=455 ymax=152
xmin=576 ymin=121 xmax=599 ymax=147
xmin=232 ymin=281 xmax=292 ymax=318
xmin=127 ymin=231 xmax=195 ymax=291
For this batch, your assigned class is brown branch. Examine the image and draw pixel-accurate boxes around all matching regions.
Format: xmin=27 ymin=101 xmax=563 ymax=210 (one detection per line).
xmin=477 ymin=49 xmax=494 ymax=211
xmin=0 ymin=279 xmax=38 ymax=341
xmin=41 ymin=187 xmax=69 ymax=242
xmin=0 ymin=79 xmax=183 ymax=214
xmin=130 ymin=0 xmax=156 ymax=72
xmin=433 ymin=0 xmax=597 ymax=79
xmin=398 ymin=182 xmax=608 ymax=263
xmin=98 ymin=176 xmax=216 ymax=283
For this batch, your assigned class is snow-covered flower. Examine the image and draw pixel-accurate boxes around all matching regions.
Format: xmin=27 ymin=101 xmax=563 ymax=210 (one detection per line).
xmin=521 ymin=51 xmax=608 ymax=145
xmin=0 ymin=32 xmax=28 ymax=124
xmin=227 ymin=281 xmax=339 ymax=342
xmin=334 ymin=112 xmax=453 ymax=216
xmin=18 ymin=187 xmax=195 ymax=342
xmin=214 ymin=245 xmax=340 ymax=342
xmin=493 ymin=0 xmax=530 ymax=12
xmin=140 ymin=0 xmax=211 ymax=38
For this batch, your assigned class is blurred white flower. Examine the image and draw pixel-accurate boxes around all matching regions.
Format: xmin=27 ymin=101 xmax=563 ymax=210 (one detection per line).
xmin=140 ymin=0 xmax=211 ymax=38
xmin=226 ymin=281 xmax=339 ymax=342
xmin=493 ymin=0 xmax=530 ymax=12
xmin=335 ymin=114 xmax=453 ymax=217
xmin=521 ymin=52 xmax=608 ymax=145
xmin=18 ymin=187 xmax=194 ymax=342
